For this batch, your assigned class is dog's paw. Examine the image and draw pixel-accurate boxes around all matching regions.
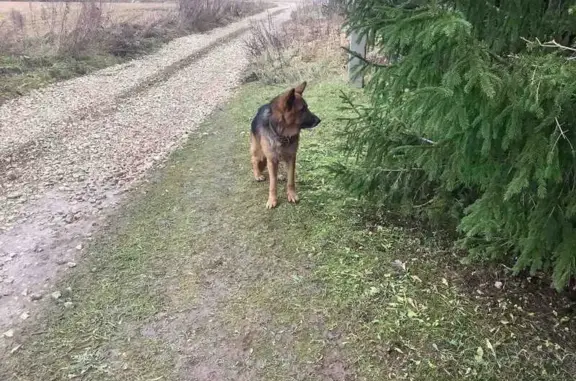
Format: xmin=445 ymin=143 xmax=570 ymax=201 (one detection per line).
xmin=255 ymin=175 xmax=266 ymax=182
xmin=266 ymin=197 xmax=278 ymax=209
xmin=287 ymin=191 xmax=299 ymax=204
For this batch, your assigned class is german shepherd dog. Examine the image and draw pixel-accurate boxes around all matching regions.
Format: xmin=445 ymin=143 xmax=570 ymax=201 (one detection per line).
xmin=250 ymin=81 xmax=321 ymax=208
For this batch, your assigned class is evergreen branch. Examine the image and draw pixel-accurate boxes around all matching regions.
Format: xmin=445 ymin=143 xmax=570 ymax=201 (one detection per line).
xmin=488 ymin=50 xmax=508 ymax=65
xmin=339 ymin=90 xmax=363 ymax=117
xmin=377 ymin=168 xmax=423 ymax=172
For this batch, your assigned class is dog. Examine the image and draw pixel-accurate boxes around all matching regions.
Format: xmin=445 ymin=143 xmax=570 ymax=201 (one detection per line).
xmin=249 ymin=81 xmax=321 ymax=209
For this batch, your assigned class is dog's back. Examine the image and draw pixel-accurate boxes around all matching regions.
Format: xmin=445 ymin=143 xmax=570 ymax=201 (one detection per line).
xmin=251 ymin=104 xmax=272 ymax=139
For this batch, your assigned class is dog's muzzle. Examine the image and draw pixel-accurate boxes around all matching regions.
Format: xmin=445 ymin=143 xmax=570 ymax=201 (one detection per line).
xmin=312 ymin=116 xmax=321 ymax=127
xmin=303 ymin=115 xmax=321 ymax=129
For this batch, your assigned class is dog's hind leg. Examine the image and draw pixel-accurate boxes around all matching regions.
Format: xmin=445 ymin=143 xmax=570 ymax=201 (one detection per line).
xmin=251 ymin=156 xmax=266 ymax=182
xmin=250 ymin=134 xmax=266 ymax=182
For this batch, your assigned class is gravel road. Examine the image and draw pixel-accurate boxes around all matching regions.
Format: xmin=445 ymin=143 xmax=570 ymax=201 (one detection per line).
xmin=0 ymin=5 xmax=294 ymax=342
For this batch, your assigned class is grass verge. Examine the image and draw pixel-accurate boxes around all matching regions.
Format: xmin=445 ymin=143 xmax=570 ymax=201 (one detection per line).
xmin=225 ymin=82 xmax=576 ymax=380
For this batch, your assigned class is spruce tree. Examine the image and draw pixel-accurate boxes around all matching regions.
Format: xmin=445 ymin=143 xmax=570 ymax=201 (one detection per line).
xmin=337 ymin=0 xmax=576 ymax=289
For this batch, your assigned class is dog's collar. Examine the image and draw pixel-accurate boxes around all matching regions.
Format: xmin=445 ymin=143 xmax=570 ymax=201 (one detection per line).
xmin=269 ymin=119 xmax=298 ymax=146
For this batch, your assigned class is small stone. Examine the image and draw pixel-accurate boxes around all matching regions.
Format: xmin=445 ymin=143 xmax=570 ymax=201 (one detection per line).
xmin=21 ymin=288 xmax=28 ymax=296
xmin=20 ymin=311 xmax=29 ymax=320
xmin=29 ymin=293 xmax=43 ymax=301
xmin=63 ymin=301 xmax=74 ymax=309
xmin=3 ymin=329 xmax=14 ymax=338
xmin=10 ymin=344 xmax=22 ymax=354
xmin=51 ymin=291 xmax=62 ymax=300
xmin=391 ymin=259 xmax=406 ymax=272
xmin=6 ymin=192 xmax=22 ymax=200
xmin=9 ymin=253 xmax=16 ymax=259
xmin=75 ymin=244 xmax=83 ymax=250
xmin=494 ymin=281 xmax=503 ymax=289
xmin=66 ymin=262 xmax=77 ymax=268
xmin=6 ymin=171 xmax=17 ymax=181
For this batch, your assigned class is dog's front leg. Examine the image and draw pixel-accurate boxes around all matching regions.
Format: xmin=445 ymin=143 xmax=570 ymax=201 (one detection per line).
xmin=266 ymin=158 xmax=279 ymax=209
xmin=286 ymin=154 xmax=298 ymax=203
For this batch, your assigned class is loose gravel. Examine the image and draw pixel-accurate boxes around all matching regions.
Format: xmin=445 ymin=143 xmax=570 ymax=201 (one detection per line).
xmin=0 ymin=5 xmax=295 ymax=345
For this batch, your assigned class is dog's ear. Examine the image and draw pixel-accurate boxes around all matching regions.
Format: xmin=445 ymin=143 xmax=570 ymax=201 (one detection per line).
xmin=276 ymin=88 xmax=296 ymax=110
xmin=295 ymin=81 xmax=307 ymax=95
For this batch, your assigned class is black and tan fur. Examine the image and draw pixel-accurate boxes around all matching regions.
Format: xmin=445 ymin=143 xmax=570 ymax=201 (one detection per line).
xmin=250 ymin=81 xmax=321 ymax=208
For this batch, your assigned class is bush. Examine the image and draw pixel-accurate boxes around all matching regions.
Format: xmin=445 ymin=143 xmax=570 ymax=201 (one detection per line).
xmin=244 ymin=1 xmax=345 ymax=84
xmin=177 ymin=0 xmax=257 ymax=32
xmin=336 ymin=0 xmax=576 ymax=289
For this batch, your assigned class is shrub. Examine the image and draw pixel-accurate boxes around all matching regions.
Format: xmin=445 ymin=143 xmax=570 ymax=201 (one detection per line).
xmin=177 ymin=0 xmax=261 ymax=32
xmin=245 ymin=1 xmax=345 ymax=84
xmin=335 ymin=0 xmax=576 ymax=289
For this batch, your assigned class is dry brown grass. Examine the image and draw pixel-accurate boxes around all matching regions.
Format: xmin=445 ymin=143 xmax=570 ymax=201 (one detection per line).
xmin=0 ymin=1 xmax=175 ymax=37
xmin=0 ymin=0 xmax=260 ymax=55
xmin=0 ymin=0 xmax=267 ymax=102
xmin=245 ymin=0 xmax=346 ymax=84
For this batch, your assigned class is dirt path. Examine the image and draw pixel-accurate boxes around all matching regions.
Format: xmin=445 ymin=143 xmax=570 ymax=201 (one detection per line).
xmin=1 ymin=81 xmax=357 ymax=380
xmin=0 ymin=4 xmax=294 ymax=342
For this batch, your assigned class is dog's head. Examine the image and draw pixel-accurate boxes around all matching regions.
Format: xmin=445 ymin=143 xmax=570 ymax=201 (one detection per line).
xmin=270 ymin=82 xmax=321 ymax=135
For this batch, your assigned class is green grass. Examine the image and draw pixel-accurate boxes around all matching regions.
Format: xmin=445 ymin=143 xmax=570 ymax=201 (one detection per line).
xmin=227 ymin=82 xmax=576 ymax=380
xmin=2 ymin=80 xmax=575 ymax=380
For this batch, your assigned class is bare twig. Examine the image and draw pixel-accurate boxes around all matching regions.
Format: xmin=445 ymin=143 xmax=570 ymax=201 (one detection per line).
xmin=398 ymin=130 xmax=436 ymax=145
xmin=521 ymin=37 xmax=576 ymax=54
xmin=552 ymin=117 xmax=575 ymax=156
xmin=341 ymin=46 xmax=388 ymax=68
